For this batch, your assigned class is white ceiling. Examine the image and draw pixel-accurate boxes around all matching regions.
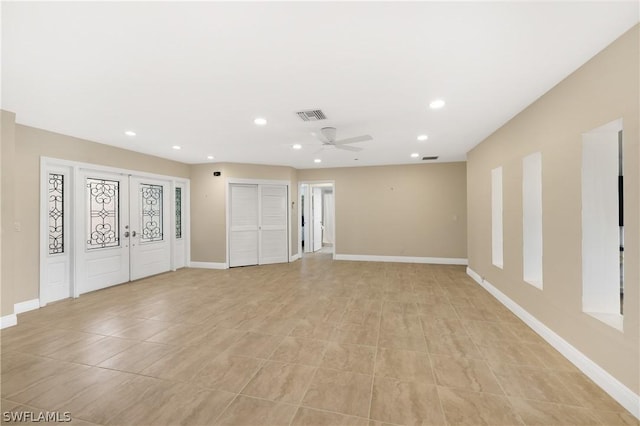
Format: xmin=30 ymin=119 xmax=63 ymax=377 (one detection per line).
xmin=2 ymin=2 xmax=638 ymax=169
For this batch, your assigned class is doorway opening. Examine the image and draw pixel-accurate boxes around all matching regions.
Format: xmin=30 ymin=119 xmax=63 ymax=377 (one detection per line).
xmin=299 ymin=182 xmax=335 ymax=257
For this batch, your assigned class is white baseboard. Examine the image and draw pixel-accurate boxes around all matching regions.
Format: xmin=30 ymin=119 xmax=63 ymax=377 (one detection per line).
xmin=290 ymin=253 xmax=301 ymax=262
xmin=335 ymin=254 xmax=468 ymax=265
xmin=15 ymin=298 xmax=40 ymax=314
xmin=1 ymin=314 xmax=17 ymax=329
xmin=189 ymin=261 xmax=228 ymax=270
xmin=466 ymin=267 xmax=640 ymax=420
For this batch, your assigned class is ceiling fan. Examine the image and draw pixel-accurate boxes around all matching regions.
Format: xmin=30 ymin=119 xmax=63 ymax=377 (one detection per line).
xmin=314 ymin=127 xmax=372 ymax=152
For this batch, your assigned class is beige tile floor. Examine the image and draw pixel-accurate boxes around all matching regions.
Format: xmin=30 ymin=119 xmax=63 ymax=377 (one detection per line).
xmin=1 ymin=254 xmax=637 ymax=425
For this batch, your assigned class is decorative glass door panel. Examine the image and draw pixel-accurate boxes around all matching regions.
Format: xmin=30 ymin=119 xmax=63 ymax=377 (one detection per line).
xmin=140 ymin=183 xmax=163 ymax=243
xmin=86 ymin=178 xmax=120 ymax=250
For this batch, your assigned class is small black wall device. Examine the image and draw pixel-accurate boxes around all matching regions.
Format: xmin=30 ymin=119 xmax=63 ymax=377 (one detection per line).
xmin=213 ymin=171 xmax=221 ymax=177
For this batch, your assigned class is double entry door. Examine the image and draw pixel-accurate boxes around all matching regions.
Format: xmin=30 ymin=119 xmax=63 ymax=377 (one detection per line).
xmin=76 ymin=171 xmax=171 ymax=294
xmin=229 ymin=184 xmax=288 ymax=267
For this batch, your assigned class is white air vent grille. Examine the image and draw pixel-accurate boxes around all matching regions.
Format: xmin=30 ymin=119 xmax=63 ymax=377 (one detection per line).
xmin=296 ymin=110 xmax=327 ymax=121
xmin=422 ymin=156 xmax=439 ymax=161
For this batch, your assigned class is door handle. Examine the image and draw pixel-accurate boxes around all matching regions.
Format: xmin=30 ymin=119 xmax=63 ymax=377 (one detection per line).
xmin=124 ymin=231 xmax=130 ymax=238
xmin=131 ymin=231 xmax=137 ymax=237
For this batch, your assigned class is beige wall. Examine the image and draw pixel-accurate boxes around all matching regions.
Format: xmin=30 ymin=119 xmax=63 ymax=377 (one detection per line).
xmin=298 ymin=162 xmax=467 ymax=259
xmin=7 ymin=123 xmax=190 ymax=307
xmin=1 ymin=111 xmax=17 ymax=316
xmin=467 ymin=25 xmax=639 ymax=393
xmin=190 ymin=162 xmax=298 ymax=263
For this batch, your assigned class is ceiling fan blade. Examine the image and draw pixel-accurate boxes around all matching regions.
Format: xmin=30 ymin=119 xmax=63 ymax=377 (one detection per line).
xmin=333 ymin=135 xmax=373 ymax=145
xmin=334 ymin=144 xmax=363 ymax=152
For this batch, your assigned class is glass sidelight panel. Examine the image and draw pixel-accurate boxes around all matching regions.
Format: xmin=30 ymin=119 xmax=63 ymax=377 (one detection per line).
xmin=175 ymin=187 xmax=182 ymax=239
xmin=86 ymin=178 xmax=120 ymax=250
xmin=140 ymin=183 xmax=163 ymax=243
xmin=48 ymin=173 xmax=64 ymax=254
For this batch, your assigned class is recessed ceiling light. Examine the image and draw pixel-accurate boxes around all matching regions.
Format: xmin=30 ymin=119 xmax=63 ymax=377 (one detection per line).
xmin=292 ymin=144 xmax=302 ymax=150
xmin=417 ymin=134 xmax=429 ymax=141
xmin=411 ymin=153 xmax=420 ymax=158
xmin=207 ymin=155 xmax=214 ymax=160
xmin=429 ymin=99 xmax=445 ymax=109
xmin=172 ymin=145 xmax=181 ymax=150
xmin=124 ymin=130 xmax=136 ymax=136
xmin=314 ymin=158 xmax=322 ymax=163
xmin=254 ymin=117 xmax=267 ymax=126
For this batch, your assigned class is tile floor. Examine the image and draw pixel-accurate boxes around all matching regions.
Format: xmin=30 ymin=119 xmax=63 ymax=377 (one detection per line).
xmin=1 ymin=254 xmax=636 ymax=425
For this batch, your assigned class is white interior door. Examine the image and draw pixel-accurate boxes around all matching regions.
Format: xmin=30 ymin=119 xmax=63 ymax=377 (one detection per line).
xmin=129 ymin=177 xmax=171 ymax=280
xmin=302 ymin=185 xmax=312 ymax=253
xmin=323 ymin=192 xmax=334 ymax=245
xmin=77 ymin=171 xmax=130 ymax=294
xmin=313 ymin=187 xmax=323 ymax=252
xmin=259 ymin=185 xmax=288 ymax=264
xmin=229 ymin=184 xmax=259 ymax=267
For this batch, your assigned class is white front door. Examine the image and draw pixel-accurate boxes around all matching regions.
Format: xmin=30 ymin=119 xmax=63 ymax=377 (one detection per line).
xmin=77 ymin=171 xmax=131 ymax=294
xmin=77 ymin=173 xmax=172 ymax=294
xmin=313 ymin=187 xmax=323 ymax=252
xmin=129 ymin=177 xmax=171 ymax=280
xmin=229 ymin=184 xmax=259 ymax=267
xmin=259 ymin=185 xmax=288 ymax=265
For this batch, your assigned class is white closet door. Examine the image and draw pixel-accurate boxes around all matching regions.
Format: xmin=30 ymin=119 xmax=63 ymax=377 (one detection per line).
xmin=129 ymin=176 xmax=171 ymax=280
xmin=229 ymin=184 xmax=259 ymax=267
xmin=259 ymin=185 xmax=288 ymax=265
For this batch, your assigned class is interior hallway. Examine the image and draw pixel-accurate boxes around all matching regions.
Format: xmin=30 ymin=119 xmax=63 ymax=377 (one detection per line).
xmin=1 ymin=256 xmax=634 ymax=425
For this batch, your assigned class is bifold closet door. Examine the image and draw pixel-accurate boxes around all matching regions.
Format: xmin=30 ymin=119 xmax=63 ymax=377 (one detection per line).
xmin=259 ymin=185 xmax=288 ymax=265
xmin=229 ymin=183 xmax=288 ymax=267
xmin=229 ymin=184 xmax=259 ymax=267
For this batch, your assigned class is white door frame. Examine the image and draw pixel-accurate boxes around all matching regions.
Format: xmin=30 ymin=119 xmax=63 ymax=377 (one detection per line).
xmin=226 ymin=178 xmax=292 ymax=268
xmin=298 ymin=181 xmax=336 ymax=260
xmin=39 ymin=157 xmax=190 ymax=305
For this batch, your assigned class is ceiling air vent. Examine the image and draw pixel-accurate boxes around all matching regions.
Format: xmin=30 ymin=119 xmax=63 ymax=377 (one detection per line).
xmin=296 ymin=109 xmax=327 ymax=121
xmin=422 ymin=156 xmax=439 ymax=161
